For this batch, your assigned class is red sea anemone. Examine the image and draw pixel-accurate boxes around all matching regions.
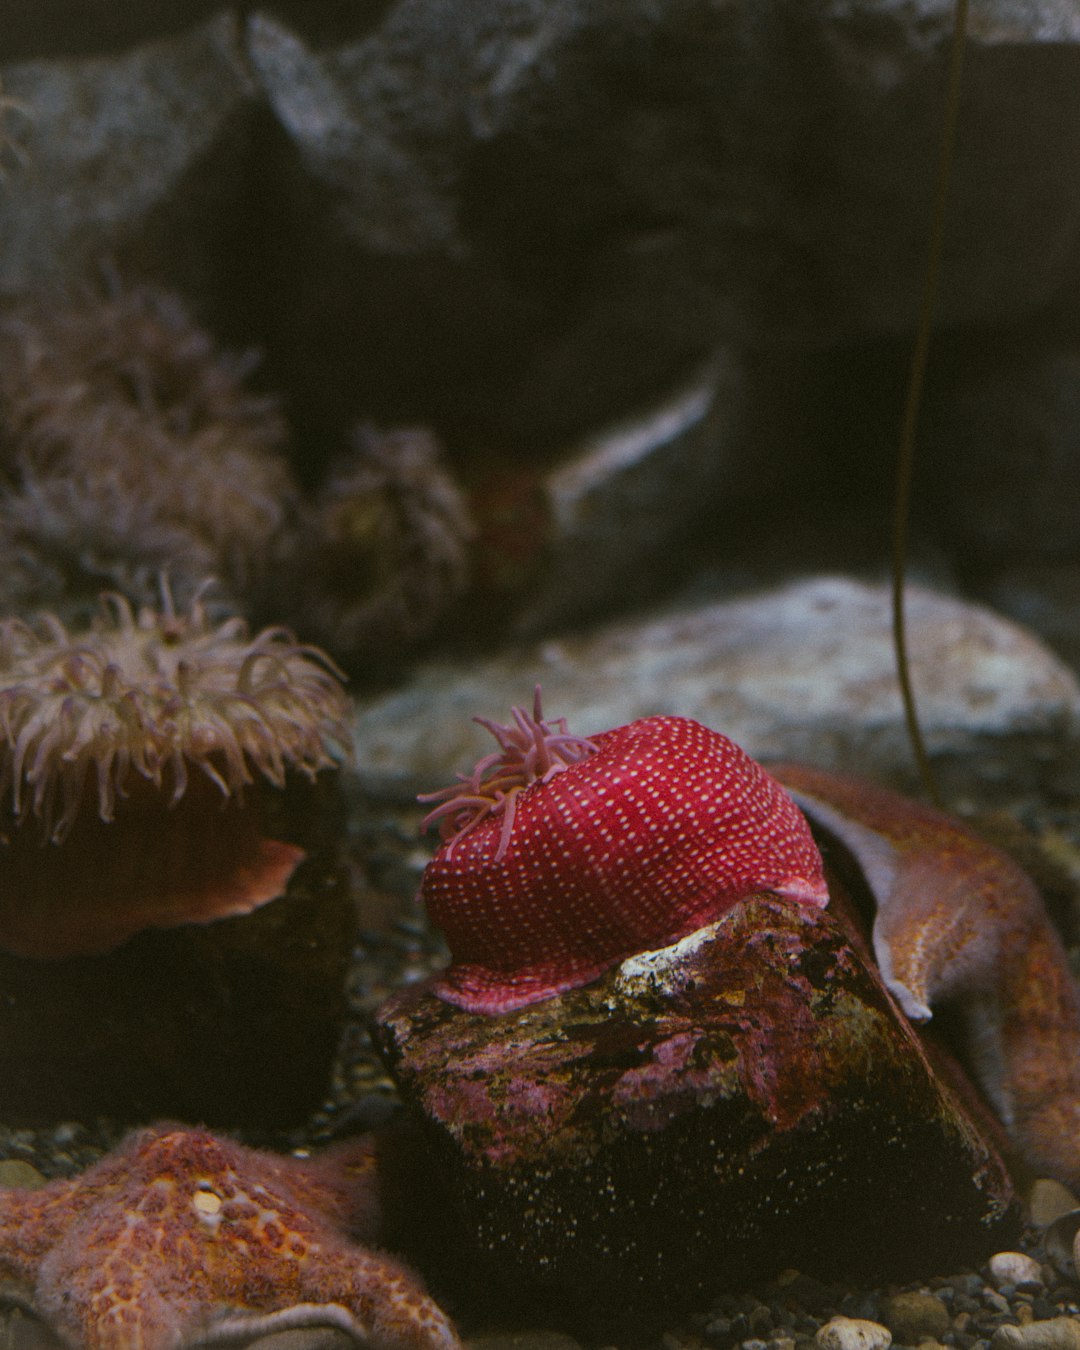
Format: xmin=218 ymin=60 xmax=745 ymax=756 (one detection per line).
xmin=0 ymin=586 xmax=352 ymax=959
xmin=419 ymin=690 xmax=828 ymax=1013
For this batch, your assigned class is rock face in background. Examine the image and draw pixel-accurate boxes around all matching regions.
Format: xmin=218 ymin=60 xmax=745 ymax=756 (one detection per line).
xmin=2 ymin=3 xmax=1080 ymax=718
xmin=2 ymin=1 xmax=1080 ymax=443
xmin=0 ymin=15 xmax=257 ymax=308
xmin=245 ymin=0 xmax=1080 ymax=449
xmin=373 ymin=894 xmax=1019 ymax=1333
xmin=352 ymin=577 xmax=1080 ymax=803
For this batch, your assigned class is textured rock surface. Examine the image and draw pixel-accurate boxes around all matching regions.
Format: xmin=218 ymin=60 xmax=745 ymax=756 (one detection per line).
xmin=5 ymin=0 xmax=1063 ymax=448
xmin=373 ymin=893 xmax=1019 ymax=1332
xmin=5 ymin=1 xmax=1080 ymax=609
xmin=0 ymin=14 xmax=257 ymax=302
xmin=246 ymin=0 xmax=1080 ymax=445
xmin=352 ymin=576 xmax=1080 ymax=801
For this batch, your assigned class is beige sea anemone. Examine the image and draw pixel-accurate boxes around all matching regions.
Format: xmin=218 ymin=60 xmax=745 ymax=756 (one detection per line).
xmin=276 ymin=424 xmax=474 ymax=670
xmin=0 ymin=282 xmax=285 ymax=470
xmin=0 ymin=282 xmax=296 ymax=618
xmin=0 ymin=586 xmax=353 ymax=959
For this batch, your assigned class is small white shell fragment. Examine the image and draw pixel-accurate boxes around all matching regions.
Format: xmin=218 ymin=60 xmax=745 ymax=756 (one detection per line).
xmin=991 ymin=1319 xmax=1080 ymax=1350
xmin=815 ymin=1317 xmax=892 ymax=1350
xmin=988 ymin=1250 xmax=1044 ymax=1288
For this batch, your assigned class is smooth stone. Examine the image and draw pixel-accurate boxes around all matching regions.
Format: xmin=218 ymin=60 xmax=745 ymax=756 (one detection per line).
xmin=814 ymin=1317 xmax=892 ymax=1350
xmin=988 ymin=1251 xmax=1045 ymax=1290
xmin=352 ymin=576 xmax=1080 ymax=804
xmin=374 ymin=894 xmax=1019 ymax=1333
xmin=1043 ymin=1208 xmax=1080 ymax=1283
xmin=879 ymin=1292 xmax=951 ymax=1344
xmin=0 ymin=1161 xmax=45 ymax=1191
xmin=1029 ymin=1178 xmax=1080 ymax=1228
xmin=992 ymin=1320 xmax=1080 ymax=1350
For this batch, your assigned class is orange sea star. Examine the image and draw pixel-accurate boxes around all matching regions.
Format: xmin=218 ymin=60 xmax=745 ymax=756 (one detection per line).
xmin=0 ymin=1123 xmax=460 ymax=1350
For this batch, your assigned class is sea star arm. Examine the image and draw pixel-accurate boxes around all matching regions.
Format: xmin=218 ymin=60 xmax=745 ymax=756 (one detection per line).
xmin=2 ymin=1125 xmax=462 ymax=1350
xmin=199 ymin=1244 xmax=461 ymax=1350
xmin=774 ymin=763 xmax=1080 ymax=1191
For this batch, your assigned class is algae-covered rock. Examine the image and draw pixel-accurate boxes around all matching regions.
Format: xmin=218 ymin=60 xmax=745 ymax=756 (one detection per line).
xmin=373 ymin=893 xmax=1018 ymax=1330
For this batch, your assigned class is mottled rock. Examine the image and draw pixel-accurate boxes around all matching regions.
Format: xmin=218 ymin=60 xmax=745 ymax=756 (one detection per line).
xmin=879 ymin=1292 xmax=951 ymax=1344
xmin=352 ymin=576 xmax=1080 ymax=804
xmin=373 ymin=893 xmax=1019 ymax=1331
xmin=815 ymin=1318 xmax=892 ymax=1350
xmin=0 ymin=14 xmax=257 ymax=301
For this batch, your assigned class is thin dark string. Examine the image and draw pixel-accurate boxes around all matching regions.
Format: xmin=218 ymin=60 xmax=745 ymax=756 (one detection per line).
xmin=891 ymin=0 xmax=968 ymax=809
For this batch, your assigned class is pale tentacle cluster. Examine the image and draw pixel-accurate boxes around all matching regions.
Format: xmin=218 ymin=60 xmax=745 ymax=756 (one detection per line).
xmin=419 ymin=687 xmax=598 ymax=861
xmin=0 ymin=586 xmax=352 ymax=842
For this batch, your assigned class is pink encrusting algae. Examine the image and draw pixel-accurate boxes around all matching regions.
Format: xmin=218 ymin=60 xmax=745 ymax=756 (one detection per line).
xmin=419 ymin=691 xmax=828 ymax=1013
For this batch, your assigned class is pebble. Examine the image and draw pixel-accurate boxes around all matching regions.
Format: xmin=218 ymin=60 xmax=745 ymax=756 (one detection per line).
xmin=815 ymin=1316 xmax=892 ymax=1350
xmin=880 ymin=1291 xmax=952 ymax=1344
xmin=0 ymin=1159 xmax=46 ymax=1190
xmin=1030 ymin=1182 xmax=1080 ymax=1229
xmin=991 ymin=1318 xmax=1080 ymax=1350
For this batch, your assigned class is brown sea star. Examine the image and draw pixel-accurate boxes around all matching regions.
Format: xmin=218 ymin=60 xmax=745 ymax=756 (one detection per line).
xmin=0 ymin=1123 xmax=461 ymax=1350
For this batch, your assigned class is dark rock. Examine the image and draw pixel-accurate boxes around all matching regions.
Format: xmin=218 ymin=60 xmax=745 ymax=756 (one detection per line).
xmin=977 ymin=563 xmax=1080 ymax=676
xmin=0 ymin=14 xmax=258 ymax=304
xmin=0 ymin=852 xmax=356 ymax=1129
xmin=245 ymin=1 xmax=1080 ymax=446
xmin=504 ymin=355 xmax=757 ymax=637
xmin=924 ymin=346 xmax=1080 ymax=568
xmin=373 ymin=892 xmax=1019 ymax=1334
